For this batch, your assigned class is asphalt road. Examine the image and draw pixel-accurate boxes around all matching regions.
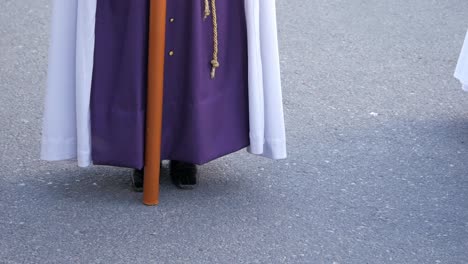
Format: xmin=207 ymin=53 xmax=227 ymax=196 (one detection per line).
xmin=1 ymin=0 xmax=468 ymax=263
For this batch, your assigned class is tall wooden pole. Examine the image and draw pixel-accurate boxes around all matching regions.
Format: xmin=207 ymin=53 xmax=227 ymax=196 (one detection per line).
xmin=143 ymin=0 xmax=167 ymax=206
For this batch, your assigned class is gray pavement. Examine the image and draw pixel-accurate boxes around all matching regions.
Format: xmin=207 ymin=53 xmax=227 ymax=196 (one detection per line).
xmin=1 ymin=0 xmax=468 ymax=263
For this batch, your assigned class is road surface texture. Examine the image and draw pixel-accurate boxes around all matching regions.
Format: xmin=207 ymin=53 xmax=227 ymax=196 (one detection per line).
xmin=1 ymin=0 xmax=468 ymax=263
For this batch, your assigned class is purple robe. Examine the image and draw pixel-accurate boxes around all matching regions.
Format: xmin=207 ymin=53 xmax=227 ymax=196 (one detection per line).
xmin=160 ymin=1 xmax=250 ymax=165
xmin=90 ymin=0 xmax=149 ymax=169
xmin=91 ymin=1 xmax=249 ymax=168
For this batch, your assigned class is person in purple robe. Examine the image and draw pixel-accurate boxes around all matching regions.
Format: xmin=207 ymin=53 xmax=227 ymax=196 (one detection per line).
xmin=92 ymin=1 xmax=249 ymax=190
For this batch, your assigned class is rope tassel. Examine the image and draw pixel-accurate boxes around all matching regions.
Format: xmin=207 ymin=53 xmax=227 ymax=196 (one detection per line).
xmin=204 ymin=0 xmax=219 ymax=79
xmin=204 ymin=0 xmax=211 ymax=19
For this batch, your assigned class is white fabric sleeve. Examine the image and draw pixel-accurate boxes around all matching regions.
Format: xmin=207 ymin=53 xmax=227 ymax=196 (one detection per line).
xmin=41 ymin=0 xmax=79 ymax=161
xmin=245 ymin=0 xmax=287 ymax=159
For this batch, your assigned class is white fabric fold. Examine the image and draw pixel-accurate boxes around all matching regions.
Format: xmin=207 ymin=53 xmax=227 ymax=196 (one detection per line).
xmin=75 ymin=0 xmax=97 ymax=167
xmin=244 ymin=0 xmax=287 ymax=159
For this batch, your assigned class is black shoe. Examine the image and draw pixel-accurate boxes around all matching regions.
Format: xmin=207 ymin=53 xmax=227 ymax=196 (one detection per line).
xmin=170 ymin=161 xmax=197 ymax=189
xmin=132 ymin=169 xmax=144 ymax=192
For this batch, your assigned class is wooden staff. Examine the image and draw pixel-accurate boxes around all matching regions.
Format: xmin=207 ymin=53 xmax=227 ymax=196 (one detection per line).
xmin=143 ymin=0 xmax=167 ymax=206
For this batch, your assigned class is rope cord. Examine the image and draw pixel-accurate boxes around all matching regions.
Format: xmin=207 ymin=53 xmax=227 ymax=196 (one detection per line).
xmin=203 ymin=0 xmax=219 ymax=79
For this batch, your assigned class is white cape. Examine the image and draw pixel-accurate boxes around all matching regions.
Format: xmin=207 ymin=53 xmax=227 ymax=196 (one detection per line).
xmin=455 ymin=30 xmax=468 ymax=92
xmin=41 ymin=0 xmax=286 ymax=166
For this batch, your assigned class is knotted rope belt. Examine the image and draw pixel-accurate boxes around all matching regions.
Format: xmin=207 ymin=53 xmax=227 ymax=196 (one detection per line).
xmin=203 ymin=0 xmax=219 ymax=79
